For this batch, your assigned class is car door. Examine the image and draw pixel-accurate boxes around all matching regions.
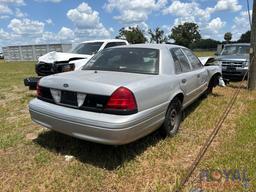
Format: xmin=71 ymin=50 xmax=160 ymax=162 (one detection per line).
xmin=182 ymin=48 xmax=208 ymax=95
xmin=170 ymin=48 xmax=199 ymax=106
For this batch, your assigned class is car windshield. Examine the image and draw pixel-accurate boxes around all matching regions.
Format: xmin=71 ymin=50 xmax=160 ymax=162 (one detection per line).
xmin=221 ymin=45 xmax=250 ymax=56
xmin=71 ymin=42 xmax=103 ymax=55
xmin=83 ymin=48 xmax=159 ymax=75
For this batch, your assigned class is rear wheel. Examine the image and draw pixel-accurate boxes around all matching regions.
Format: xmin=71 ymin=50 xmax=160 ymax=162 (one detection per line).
xmin=160 ymin=98 xmax=182 ymax=137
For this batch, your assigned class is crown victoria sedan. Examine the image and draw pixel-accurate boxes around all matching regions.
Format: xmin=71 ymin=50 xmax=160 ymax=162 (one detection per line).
xmin=29 ymin=44 xmax=222 ymax=145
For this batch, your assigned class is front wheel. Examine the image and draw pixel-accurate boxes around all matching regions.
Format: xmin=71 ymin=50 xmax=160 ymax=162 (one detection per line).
xmin=160 ymin=98 xmax=182 ymax=137
xmin=206 ymin=75 xmax=220 ymax=95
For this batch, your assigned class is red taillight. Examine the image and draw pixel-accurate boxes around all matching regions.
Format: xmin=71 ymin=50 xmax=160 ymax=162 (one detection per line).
xmin=106 ymin=87 xmax=137 ymax=112
xmin=36 ymin=82 xmax=42 ymax=97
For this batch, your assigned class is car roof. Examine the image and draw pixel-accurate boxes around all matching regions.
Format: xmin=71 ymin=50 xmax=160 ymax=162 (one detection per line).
xmin=109 ymin=43 xmax=186 ymax=50
xmin=224 ymin=43 xmax=250 ymax=46
xmin=81 ymin=39 xmax=128 ymax=43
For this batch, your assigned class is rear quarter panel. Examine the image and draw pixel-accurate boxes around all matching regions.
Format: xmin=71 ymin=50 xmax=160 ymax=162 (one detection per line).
xmin=127 ymin=75 xmax=182 ymax=113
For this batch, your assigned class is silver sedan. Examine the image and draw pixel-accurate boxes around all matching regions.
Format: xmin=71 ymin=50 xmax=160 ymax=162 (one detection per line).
xmin=29 ymin=44 xmax=222 ymax=145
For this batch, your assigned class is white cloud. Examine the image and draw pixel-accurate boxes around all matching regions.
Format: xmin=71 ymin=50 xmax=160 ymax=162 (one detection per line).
xmin=67 ymin=2 xmax=100 ymax=29
xmin=104 ymin=0 xmax=167 ymax=24
xmin=173 ymin=17 xmax=196 ymax=26
xmin=35 ymin=27 xmax=76 ymax=44
xmin=58 ymin=27 xmax=74 ymax=40
xmin=35 ymin=0 xmax=62 ymax=3
xmin=113 ymin=10 xmax=148 ymax=24
xmin=207 ymin=17 xmax=226 ymax=34
xmin=213 ymin=0 xmax=242 ymax=12
xmin=15 ymin=8 xmax=27 ymax=18
xmin=67 ymin=2 xmax=112 ymax=39
xmin=0 ymin=0 xmax=25 ymax=5
xmin=8 ymin=18 xmax=44 ymax=36
xmin=45 ymin=18 xmax=53 ymax=25
xmin=232 ymin=10 xmax=252 ymax=40
xmin=163 ymin=1 xmax=211 ymax=21
xmin=0 ymin=4 xmax=12 ymax=14
xmin=0 ymin=15 xmax=9 ymax=19
xmin=0 ymin=28 xmax=10 ymax=40
xmin=163 ymin=0 xmax=243 ymax=40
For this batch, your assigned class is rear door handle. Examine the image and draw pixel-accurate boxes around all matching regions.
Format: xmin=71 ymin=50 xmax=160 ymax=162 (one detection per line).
xmin=181 ymin=79 xmax=187 ymax=84
xmin=197 ymin=74 xmax=200 ymax=78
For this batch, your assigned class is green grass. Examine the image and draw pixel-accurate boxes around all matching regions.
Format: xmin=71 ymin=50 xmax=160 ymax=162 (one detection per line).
xmin=194 ymin=51 xmax=215 ymax=57
xmin=0 ymin=60 xmax=255 ymax=191
xmin=193 ymin=96 xmax=256 ymax=191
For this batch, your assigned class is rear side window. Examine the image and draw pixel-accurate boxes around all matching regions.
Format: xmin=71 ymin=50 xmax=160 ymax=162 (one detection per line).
xmin=171 ymin=48 xmax=191 ymax=72
xmin=104 ymin=42 xmax=127 ymax=49
xmin=170 ymin=49 xmax=182 ymax=74
xmin=182 ymin=49 xmax=203 ymax=70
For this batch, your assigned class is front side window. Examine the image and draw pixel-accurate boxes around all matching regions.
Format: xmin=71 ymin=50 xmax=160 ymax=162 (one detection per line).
xmin=72 ymin=42 xmax=103 ymax=55
xmin=182 ymin=48 xmax=203 ymax=70
xmin=83 ymin=48 xmax=159 ymax=75
xmin=171 ymin=48 xmax=191 ymax=72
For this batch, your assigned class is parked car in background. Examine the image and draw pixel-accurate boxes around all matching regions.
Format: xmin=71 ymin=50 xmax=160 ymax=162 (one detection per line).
xmin=0 ymin=52 xmax=4 ymax=59
xmin=24 ymin=39 xmax=129 ymax=89
xmin=29 ymin=44 xmax=222 ymax=145
xmin=215 ymin=43 xmax=250 ymax=78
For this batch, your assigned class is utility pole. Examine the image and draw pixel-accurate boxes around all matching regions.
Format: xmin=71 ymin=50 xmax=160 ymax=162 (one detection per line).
xmin=248 ymin=0 xmax=256 ymax=89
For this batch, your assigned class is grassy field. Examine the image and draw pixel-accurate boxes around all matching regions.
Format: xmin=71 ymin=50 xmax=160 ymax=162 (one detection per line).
xmin=194 ymin=51 xmax=215 ymax=57
xmin=0 ymin=60 xmax=255 ymax=191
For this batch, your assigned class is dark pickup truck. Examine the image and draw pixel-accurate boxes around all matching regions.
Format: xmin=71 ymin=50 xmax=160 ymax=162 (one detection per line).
xmin=215 ymin=43 xmax=250 ymax=78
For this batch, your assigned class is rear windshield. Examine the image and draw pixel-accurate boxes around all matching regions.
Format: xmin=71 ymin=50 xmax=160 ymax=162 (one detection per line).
xmin=72 ymin=42 xmax=103 ymax=55
xmin=83 ymin=48 xmax=159 ymax=75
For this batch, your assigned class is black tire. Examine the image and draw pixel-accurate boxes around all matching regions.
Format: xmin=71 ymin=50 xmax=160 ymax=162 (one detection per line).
xmin=160 ymin=98 xmax=182 ymax=137
xmin=206 ymin=75 xmax=220 ymax=95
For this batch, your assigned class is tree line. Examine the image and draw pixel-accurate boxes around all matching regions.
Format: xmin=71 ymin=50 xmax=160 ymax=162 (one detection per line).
xmin=116 ymin=22 xmax=251 ymax=50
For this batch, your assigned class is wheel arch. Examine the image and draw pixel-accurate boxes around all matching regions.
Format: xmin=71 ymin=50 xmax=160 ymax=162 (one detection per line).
xmin=209 ymin=72 xmax=221 ymax=87
xmin=169 ymin=92 xmax=184 ymax=105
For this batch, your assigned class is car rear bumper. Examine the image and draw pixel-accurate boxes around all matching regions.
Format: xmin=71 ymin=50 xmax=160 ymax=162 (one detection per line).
xmin=29 ymin=98 xmax=166 ymax=145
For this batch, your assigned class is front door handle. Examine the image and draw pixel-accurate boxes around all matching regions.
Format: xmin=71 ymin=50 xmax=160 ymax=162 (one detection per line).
xmin=197 ymin=74 xmax=201 ymax=78
xmin=181 ymin=79 xmax=187 ymax=84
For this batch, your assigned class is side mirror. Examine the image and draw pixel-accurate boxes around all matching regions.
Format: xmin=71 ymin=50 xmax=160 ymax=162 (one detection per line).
xmin=214 ymin=53 xmax=219 ymax=56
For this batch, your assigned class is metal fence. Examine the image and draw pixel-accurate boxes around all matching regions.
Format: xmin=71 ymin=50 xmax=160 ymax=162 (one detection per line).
xmin=2 ymin=44 xmax=72 ymax=61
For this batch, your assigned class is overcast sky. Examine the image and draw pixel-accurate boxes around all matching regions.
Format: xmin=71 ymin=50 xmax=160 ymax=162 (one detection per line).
xmin=0 ymin=0 xmax=253 ymax=48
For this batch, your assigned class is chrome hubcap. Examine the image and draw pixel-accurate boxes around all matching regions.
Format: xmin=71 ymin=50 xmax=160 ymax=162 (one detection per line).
xmin=169 ymin=109 xmax=177 ymax=128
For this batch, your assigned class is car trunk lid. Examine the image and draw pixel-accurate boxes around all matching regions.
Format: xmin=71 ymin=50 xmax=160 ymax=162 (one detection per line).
xmin=40 ymin=70 xmax=155 ymax=96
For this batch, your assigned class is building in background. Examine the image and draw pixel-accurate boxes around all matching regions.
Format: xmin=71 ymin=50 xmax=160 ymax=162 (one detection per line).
xmin=2 ymin=44 xmax=72 ymax=61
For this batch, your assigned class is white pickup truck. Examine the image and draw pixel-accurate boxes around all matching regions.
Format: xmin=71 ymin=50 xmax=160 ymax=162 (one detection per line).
xmin=24 ymin=39 xmax=129 ymax=89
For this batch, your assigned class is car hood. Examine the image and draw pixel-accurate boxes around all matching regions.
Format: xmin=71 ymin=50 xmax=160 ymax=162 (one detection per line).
xmin=38 ymin=51 xmax=91 ymax=63
xmin=39 ymin=70 xmax=156 ymax=96
xmin=216 ymin=54 xmax=249 ymax=62
xmin=198 ymin=57 xmax=216 ymax=65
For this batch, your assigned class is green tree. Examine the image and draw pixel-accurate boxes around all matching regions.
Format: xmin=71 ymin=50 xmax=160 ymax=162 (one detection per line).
xmin=224 ymin=32 xmax=232 ymax=43
xmin=169 ymin=22 xmax=201 ymax=47
xmin=116 ymin=26 xmax=147 ymax=44
xmin=238 ymin=31 xmax=251 ymax=43
xmin=148 ymin=27 xmax=168 ymax=44
xmin=190 ymin=38 xmax=221 ymax=50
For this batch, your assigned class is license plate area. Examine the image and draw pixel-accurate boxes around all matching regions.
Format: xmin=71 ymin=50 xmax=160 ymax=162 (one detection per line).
xmin=226 ymin=66 xmax=236 ymax=72
xmin=61 ymin=90 xmax=78 ymax=106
